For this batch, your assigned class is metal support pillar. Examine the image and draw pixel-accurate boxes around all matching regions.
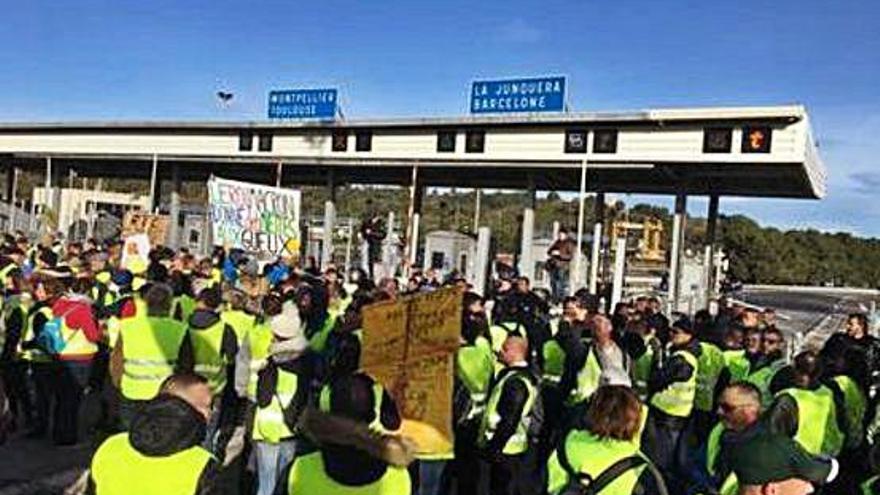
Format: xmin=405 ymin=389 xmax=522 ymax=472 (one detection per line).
xmin=4 ymin=164 xmax=14 ymax=204
xmin=574 ymin=160 xmax=588 ymax=289
xmin=382 ymin=211 xmax=396 ymax=279
xmin=473 ymin=188 xmax=482 ymax=232
xmin=589 ymin=192 xmax=605 ymax=295
xmin=611 ymin=237 xmax=627 ymax=309
xmin=40 ymin=157 xmax=53 ymax=234
xmin=519 ymin=178 xmax=537 ymax=281
xmin=704 ymin=194 xmax=720 ymax=306
xmin=321 ymin=172 xmax=337 ymax=271
xmin=668 ymin=194 xmax=688 ymax=314
xmin=405 ymin=165 xmax=422 ymax=275
xmin=169 ymin=163 xmax=182 ymax=249
xmin=148 ymin=154 xmax=160 ymax=213
xmin=474 ymin=226 xmax=491 ymax=295
xmin=275 ymin=161 xmax=284 ymax=188
xmin=8 ymin=167 xmax=18 ymax=234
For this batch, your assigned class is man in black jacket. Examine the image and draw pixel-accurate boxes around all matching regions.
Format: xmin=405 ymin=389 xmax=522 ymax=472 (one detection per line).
xmin=88 ymin=373 xmax=229 ymax=495
xmin=479 ymin=336 xmax=542 ymax=495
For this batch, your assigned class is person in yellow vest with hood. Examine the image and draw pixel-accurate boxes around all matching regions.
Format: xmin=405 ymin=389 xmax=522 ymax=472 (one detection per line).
xmin=547 ymin=385 xmax=668 ymax=495
xmin=278 ymin=375 xmax=414 ymax=495
xmin=88 ymin=373 xmax=226 ymax=495
xmin=112 ymin=283 xmax=188 ymax=429
xmin=642 ymin=316 xmax=699 ymax=494
xmin=177 ymin=286 xmax=239 ymax=458
xmin=767 ymin=351 xmax=846 ymax=458
xmin=251 ymin=296 xmax=314 ymax=495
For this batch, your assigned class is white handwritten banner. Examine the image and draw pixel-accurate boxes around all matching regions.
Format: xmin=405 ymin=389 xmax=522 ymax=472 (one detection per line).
xmin=207 ymin=176 xmax=302 ymax=256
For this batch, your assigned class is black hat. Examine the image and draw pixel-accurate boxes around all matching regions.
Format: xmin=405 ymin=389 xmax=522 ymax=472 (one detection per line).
xmin=38 ymin=248 xmax=58 ymax=268
xmin=672 ymin=316 xmax=695 ymax=334
xmin=728 ymin=432 xmax=836 ymax=486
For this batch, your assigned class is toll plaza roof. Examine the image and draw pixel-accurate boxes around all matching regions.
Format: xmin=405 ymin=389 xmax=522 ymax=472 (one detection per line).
xmin=0 ymin=104 xmax=825 ymax=199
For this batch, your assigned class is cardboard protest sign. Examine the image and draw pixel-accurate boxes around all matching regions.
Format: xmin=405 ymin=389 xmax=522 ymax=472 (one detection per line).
xmin=361 ymin=287 xmax=462 ymax=457
xmin=122 ymin=212 xmax=169 ymax=246
xmin=207 ymin=176 xmax=301 ymax=256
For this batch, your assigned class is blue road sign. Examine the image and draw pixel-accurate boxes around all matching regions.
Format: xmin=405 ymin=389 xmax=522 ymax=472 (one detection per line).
xmin=470 ymin=76 xmax=566 ymax=114
xmin=268 ymin=88 xmax=338 ymax=119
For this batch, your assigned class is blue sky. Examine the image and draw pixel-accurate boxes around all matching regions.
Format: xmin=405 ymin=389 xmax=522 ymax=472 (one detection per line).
xmin=2 ymin=0 xmax=878 ymax=236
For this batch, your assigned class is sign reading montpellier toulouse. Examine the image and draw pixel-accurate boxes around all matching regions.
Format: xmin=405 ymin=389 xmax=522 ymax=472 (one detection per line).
xmin=268 ymin=88 xmax=337 ymax=119
xmin=470 ymin=76 xmax=566 ymax=114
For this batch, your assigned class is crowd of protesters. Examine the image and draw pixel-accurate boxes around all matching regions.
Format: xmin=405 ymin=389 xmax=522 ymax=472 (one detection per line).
xmin=0 ymin=230 xmax=878 ymax=495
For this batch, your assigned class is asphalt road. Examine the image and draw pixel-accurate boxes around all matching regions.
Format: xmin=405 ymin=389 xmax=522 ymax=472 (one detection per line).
xmin=738 ymin=287 xmax=879 ymax=351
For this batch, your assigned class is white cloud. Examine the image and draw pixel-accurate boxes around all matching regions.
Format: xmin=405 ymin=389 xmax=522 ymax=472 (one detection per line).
xmin=496 ymin=18 xmax=542 ymax=44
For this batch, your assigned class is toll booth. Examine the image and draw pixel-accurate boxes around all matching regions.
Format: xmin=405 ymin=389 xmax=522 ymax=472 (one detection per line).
xmin=423 ymin=230 xmax=476 ymax=278
xmin=32 ymin=187 xmax=151 ymax=240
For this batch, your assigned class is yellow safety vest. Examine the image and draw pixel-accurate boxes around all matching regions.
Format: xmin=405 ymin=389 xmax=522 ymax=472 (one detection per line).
xmin=568 ymin=347 xmax=602 ymax=405
xmin=633 ymin=336 xmax=658 ymax=401
xmin=705 ymin=423 xmax=739 ymax=495
xmin=456 ymin=336 xmax=495 ymax=421
xmin=479 ymin=368 xmax=538 ymax=455
xmin=744 ymin=358 xmax=786 ymax=409
xmin=723 ymin=349 xmax=749 ymax=381
xmin=91 ymin=432 xmax=213 ymax=495
xmin=650 ymin=348 xmax=698 ymax=418
xmin=20 ymin=306 xmax=52 ymax=362
xmin=188 ymin=320 xmax=229 ymax=394
xmin=173 ymin=295 xmax=196 ymax=323
xmin=286 ymin=451 xmax=411 ymax=495
xmin=542 ymin=339 xmax=566 ymax=385
xmin=695 ymin=342 xmax=725 ymax=413
xmin=307 ymin=315 xmax=337 ymax=354
xmin=120 ymin=317 xmax=188 ymax=401
xmin=220 ymin=309 xmax=255 ymax=347
xmin=776 ymin=385 xmax=845 ymax=456
xmin=253 ymin=368 xmax=299 ymax=443
xmin=547 ymin=430 xmax=648 ymax=495
xmin=832 ymin=374 xmax=866 ymax=450
xmin=246 ymin=322 xmax=274 ymax=401
xmin=0 ymin=263 xmax=17 ymax=283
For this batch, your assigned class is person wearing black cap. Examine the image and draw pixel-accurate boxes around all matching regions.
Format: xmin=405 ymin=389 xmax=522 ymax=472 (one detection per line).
xmin=727 ymin=432 xmax=837 ymax=495
xmin=641 ymin=316 xmax=700 ymax=494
